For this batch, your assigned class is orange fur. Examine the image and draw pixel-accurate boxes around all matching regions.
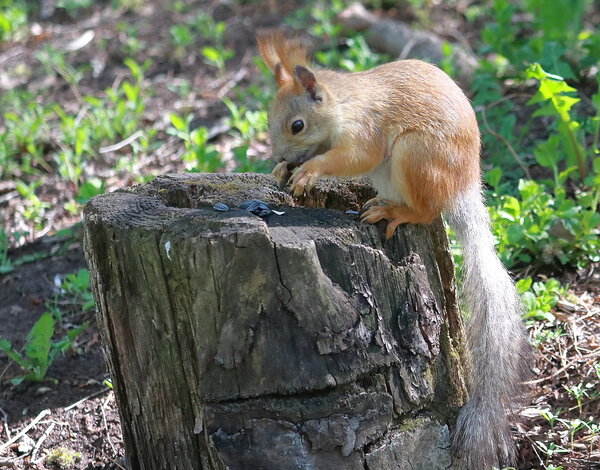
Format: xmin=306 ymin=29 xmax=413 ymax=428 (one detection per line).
xmin=258 ymin=34 xmax=481 ymax=230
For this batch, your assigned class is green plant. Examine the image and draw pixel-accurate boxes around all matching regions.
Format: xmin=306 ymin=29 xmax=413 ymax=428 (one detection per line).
xmin=231 ymin=145 xmax=269 ymax=173
xmin=0 ymin=313 xmax=87 ymax=385
xmin=35 ymin=46 xmax=86 ymax=101
xmin=221 ymin=97 xmax=270 ymax=172
xmin=166 ymin=78 xmax=192 ymax=99
xmin=115 ymin=21 xmax=145 ymax=55
xmin=15 ymin=180 xmax=50 ymax=231
xmin=565 ymin=383 xmax=592 ymax=414
xmin=170 ymin=24 xmax=194 ymax=48
xmin=315 ymin=35 xmax=389 ymax=72
xmin=526 ymin=64 xmax=589 ymax=180
xmin=541 ymin=409 xmax=561 ymax=433
xmin=167 ymin=113 xmax=222 ymax=172
xmin=1 ymin=57 xmax=151 ymax=191
xmin=560 ymin=417 xmax=587 ymax=448
xmin=57 ymin=0 xmax=93 ymax=14
xmin=64 ymin=178 xmax=106 ymax=214
xmin=472 ymin=0 xmax=599 ymax=188
xmin=201 ymin=45 xmax=234 ymax=75
xmin=516 ymin=277 xmax=565 ymax=322
xmin=285 ymin=0 xmax=345 ymax=39
xmin=488 ymin=175 xmax=600 ymax=270
xmin=0 ymin=229 xmax=12 ymax=274
xmin=175 ymin=12 xmax=234 ymax=74
xmin=534 ymin=441 xmax=570 ymax=464
xmin=0 ymin=0 xmax=29 ymax=42
xmin=478 ymin=0 xmax=594 ymax=77
xmin=61 ymin=269 xmax=95 ymax=312
xmin=222 ymin=97 xmax=267 ymax=142
xmin=1 ymin=94 xmax=53 ymax=178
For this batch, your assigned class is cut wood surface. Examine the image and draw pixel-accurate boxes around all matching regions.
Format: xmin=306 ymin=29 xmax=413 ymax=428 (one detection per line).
xmin=83 ymin=173 xmax=468 ymax=470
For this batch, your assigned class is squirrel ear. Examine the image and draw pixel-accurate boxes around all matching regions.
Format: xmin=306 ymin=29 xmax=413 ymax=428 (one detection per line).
xmin=293 ymin=65 xmax=322 ymax=101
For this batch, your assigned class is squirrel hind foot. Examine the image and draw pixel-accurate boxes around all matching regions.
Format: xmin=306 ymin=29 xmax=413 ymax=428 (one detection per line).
xmin=361 ymin=202 xmax=437 ymax=239
xmin=362 ymin=197 xmax=396 ymax=210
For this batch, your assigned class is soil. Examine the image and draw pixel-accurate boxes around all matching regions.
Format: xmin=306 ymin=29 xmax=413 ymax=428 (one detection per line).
xmin=0 ymin=243 xmax=124 ymax=469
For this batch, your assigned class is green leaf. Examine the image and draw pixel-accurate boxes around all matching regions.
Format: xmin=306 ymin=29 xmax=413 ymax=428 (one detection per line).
xmin=11 ymin=376 xmax=25 ymax=386
xmin=123 ymin=58 xmax=142 ymax=83
xmin=75 ymin=179 xmax=105 ymax=203
xmin=68 ymin=322 xmax=88 ymax=340
xmin=201 ymin=46 xmax=220 ymax=62
xmin=169 ymin=113 xmax=186 ymax=131
xmin=122 ymin=82 xmax=138 ymax=103
xmin=506 ymin=224 xmax=525 ymax=243
xmin=23 ymin=313 xmax=55 ymax=380
xmin=534 ymin=136 xmax=560 ymax=168
xmin=516 ymin=277 xmax=532 ymax=293
xmin=0 ymin=339 xmax=28 ymax=369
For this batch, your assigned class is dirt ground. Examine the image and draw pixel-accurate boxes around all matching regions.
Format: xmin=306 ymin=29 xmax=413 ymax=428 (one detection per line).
xmin=0 ymin=236 xmax=124 ymax=469
xmin=0 ymin=1 xmax=599 ymax=469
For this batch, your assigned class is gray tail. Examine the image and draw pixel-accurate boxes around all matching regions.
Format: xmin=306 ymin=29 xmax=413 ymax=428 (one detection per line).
xmin=444 ymin=188 xmax=530 ymax=469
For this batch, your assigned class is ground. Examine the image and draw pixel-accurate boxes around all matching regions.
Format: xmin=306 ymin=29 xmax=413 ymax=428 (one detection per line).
xmin=0 ymin=0 xmax=599 ymax=469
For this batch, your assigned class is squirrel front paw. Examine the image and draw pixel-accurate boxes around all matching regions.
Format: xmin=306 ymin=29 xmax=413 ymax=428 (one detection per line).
xmin=271 ymin=161 xmax=291 ymax=189
xmin=288 ymin=159 xmax=321 ymax=197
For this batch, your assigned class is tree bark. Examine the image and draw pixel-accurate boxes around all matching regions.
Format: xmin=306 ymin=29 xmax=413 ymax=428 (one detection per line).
xmin=83 ymin=173 xmax=468 ymax=470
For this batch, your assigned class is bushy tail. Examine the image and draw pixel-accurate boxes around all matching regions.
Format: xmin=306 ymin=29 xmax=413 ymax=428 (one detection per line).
xmin=444 ymin=188 xmax=530 ymax=469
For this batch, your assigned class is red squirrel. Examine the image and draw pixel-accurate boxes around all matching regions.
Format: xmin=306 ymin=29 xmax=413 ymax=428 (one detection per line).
xmin=257 ymin=34 xmax=530 ymax=469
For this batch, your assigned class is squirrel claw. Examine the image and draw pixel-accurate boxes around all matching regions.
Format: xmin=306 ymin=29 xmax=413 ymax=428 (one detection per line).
xmin=361 ymin=204 xmax=403 ymax=239
xmin=360 ymin=205 xmax=388 ymax=224
xmin=362 ymin=197 xmax=395 ymax=210
xmin=289 ymin=168 xmax=318 ymax=197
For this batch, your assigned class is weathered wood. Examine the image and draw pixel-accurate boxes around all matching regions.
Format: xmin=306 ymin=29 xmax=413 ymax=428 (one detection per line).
xmin=83 ymin=173 xmax=468 ymax=470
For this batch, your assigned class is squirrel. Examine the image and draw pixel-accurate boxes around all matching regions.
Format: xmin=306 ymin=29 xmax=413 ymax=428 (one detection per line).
xmin=257 ymin=33 xmax=531 ymax=469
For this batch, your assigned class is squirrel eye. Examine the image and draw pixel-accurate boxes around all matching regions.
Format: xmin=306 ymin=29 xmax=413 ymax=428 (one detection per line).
xmin=291 ymin=120 xmax=304 ymax=135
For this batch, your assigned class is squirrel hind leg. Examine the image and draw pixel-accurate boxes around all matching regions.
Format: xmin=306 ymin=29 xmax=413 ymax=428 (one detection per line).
xmin=360 ymin=202 xmax=437 ymax=239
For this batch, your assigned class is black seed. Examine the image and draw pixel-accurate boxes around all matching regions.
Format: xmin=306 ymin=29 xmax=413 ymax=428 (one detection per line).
xmin=240 ymin=199 xmax=271 ymax=218
xmin=213 ymin=203 xmax=230 ymax=212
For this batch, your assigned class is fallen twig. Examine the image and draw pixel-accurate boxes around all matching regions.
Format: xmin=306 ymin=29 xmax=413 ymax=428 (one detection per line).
xmin=526 ymin=350 xmax=600 ymax=385
xmin=0 ymin=409 xmax=50 ymax=452
xmin=30 ymin=421 xmax=55 ymax=463
xmin=99 ymin=130 xmax=144 ymax=154
xmin=0 ymin=408 xmax=10 ymax=442
xmin=101 ymin=394 xmax=117 ymax=455
xmin=64 ymin=387 xmax=111 ymax=411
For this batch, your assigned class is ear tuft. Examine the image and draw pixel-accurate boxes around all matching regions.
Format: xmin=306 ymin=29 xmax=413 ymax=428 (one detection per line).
xmin=294 ymin=65 xmax=322 ymax=101
xmin=256 ymin=33 xmax=311 ymax=90
xmin=273 ymin=63 xmax=287 ymax=88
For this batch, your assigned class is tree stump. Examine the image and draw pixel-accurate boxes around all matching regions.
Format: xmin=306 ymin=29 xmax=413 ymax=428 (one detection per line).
xmin=83 ymin=173 xmax=468 ymax=470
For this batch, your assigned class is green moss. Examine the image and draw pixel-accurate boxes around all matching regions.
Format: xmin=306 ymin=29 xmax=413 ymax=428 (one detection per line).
xmin=398 ymin=416 xmax=428 ymax=433
xmin=45 ymin=447 xmax=82 ymax=469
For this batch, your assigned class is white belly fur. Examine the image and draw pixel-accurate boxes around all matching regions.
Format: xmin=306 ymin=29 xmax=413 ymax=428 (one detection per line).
xmin=368 ymin=160 xmax=405 ymax=204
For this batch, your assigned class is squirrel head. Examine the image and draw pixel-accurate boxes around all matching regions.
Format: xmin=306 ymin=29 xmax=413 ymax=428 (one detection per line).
xmin=257 ymin=34 xmax=334 ymax=165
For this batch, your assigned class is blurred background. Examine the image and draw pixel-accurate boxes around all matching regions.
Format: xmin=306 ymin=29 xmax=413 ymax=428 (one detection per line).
xmin=0 ymin=1 xmax=598 ymax=469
